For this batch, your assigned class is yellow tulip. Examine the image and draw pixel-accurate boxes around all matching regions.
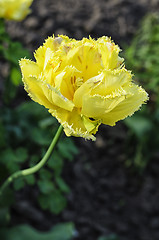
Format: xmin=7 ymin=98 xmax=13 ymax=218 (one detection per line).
xmin=20 ymin=35 xmax=148 ymax=140
xmin=0 ymin=0 xmax=33 ymax=21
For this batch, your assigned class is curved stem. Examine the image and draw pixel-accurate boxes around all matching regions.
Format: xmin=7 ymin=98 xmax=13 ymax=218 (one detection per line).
xmin=0 ymin=125 xmax=63 ymax=196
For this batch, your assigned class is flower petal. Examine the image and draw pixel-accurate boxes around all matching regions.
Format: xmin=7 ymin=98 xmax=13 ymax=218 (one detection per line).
xmin=73 ymin=73 xmax=103 ymax=108
xmin=90 ymin=68 xmax=132 ymax=96
xmin=97 ymin=36 xmax=122 ymax=69
xmin=20 ymin=59 xmax=41 ymax=78
xmin=49 ymin=108 xmax=96 ymax=140
xmin=101 ymin=85 xmax=149 ymax=126
xmin=22 ymin=76 xmax=55 ymax=109
xmin=54 ymin=66 xmax=81 ymax=100
xmin=81 ymin=94 xmax=126 ymax=118
xmin=45 ymin=84 xmax=74 ymax=111
xmin=66 ymin=42 xmax=103 ymax=82
xmin=73 ymin=68 xmax=132 ymax=108
xmin=81 ymin=83 xmax=148 ymax=126
xmin=0 ymin=0 xmax=33 ymax=21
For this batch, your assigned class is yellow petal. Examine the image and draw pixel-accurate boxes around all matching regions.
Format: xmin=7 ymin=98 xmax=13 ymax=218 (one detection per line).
xmin=20 ymin=59 xmax=74 ymax=112
xmin=73 ymin=73 xmax=103 ymax=108
xmin=0 ymin=0 xmax=33 ymax=21
xmin=101 ymin=85 xmax=149 ymax=126
xmin=66 ymin=43 xmax=103 ymax=82
xmin=20 ymin=59 xmax=41 ymax=78
xmin=49 ymin=108 xmax=96 ymax=140
xmin=90 ymin=68 xmax=132 ymax=96
xmin=54 ymin=66 xmax=81 ymax=100
xmin=45 ymin=84 xmax=74 ymax=111
xmin=97 ymin=36 xmax=123 ymax=69
xmin=81 ymin=94 xmax=126 ymax=118
xmin=81 ymin=83 xmax=148 ymax=126
xmin=73 ymin=68 xmax=132 ymax=108
xmin=22 ymin=76 xmax=55 ymax=109
xmin=34 ymin=46 xmax=54 ymax=71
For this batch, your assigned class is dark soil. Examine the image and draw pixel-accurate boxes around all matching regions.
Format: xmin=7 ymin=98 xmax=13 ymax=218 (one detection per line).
xmin=4 ymin=0 xmax=159 ymax=240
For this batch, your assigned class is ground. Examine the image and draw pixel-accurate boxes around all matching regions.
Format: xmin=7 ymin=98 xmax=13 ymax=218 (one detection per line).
xmin=4 ymin=0 xmax=159 ymax=240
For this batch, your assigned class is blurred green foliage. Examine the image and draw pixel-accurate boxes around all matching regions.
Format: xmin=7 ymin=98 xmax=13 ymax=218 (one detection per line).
xmin=124 ymin=13 xmax=159 ymax=170
xmin=0 ymin=102 xmax=78 ymax=219
xmin=0 ymin=19 xmax=31 ymax=103
xmin=0 ymin=222 xmax=75 ymax=240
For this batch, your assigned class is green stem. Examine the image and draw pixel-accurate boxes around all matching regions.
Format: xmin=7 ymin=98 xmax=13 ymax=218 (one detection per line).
xmin=0 ymin=125 xmax=63 ymax=196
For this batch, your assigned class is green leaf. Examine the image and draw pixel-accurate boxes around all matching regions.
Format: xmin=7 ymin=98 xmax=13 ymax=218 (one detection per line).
xmin=13 ymin=178 xmax=25 ymax=191
xmin=1 ymin=148 xmax=28 ymax=174
xmin=38 ymin=194 xmax=49 ymax=210
xmin=49 ymin=191 xmax=67 ymax=214
xmin=31 ymin=128 xmax=51 ymax=146
xmin=14 ymin=147 xmax=28 ymax=163
xmin=0 ymin=222 xmax=75 ymax=240
xmin=37 ymin=179 xmax=55 ymax=194
xmin=1 ymin=149 xmax=20 ymax=173
xmin=3 ymin=41 xmax=31 ymax=65
xmin=39 ymin=169 xmax=52 ymax=180
xmin=58 ymin=139 xmax=78 ymax=161
xmin=10 ymin=67 xmax=22 ymax=86
xmin=55 ymin=176 xmax=70 ymax=193
xmin=1 ymin=149 xmax=16 ymax=163
xmin=8 ymin=148 xmax=27 ymax=163
xmin=39 ymin=117 xmax=56 ymax=129
xmin=24 ymin=175 xmax=35 ymax=185
xmin=124 ymin=115 xmax=153 ymax=139
xmin=17 ymin=101 xmax=50 ymax=120
xmin=38 ymin=190 xmax=67 ymax=214
xmin=47 ymin=150 xmax=63 ymax=174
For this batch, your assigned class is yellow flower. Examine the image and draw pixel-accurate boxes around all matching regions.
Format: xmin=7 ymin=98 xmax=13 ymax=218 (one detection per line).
xmin=20 ymin=35 xmax=148 ymax=140
xmin=0 ymin=0 xmax=33 ymax=21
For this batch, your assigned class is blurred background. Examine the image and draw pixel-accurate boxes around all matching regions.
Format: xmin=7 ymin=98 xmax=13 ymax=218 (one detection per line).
xmin=1 ymin=0 xmax=159 ymax=240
